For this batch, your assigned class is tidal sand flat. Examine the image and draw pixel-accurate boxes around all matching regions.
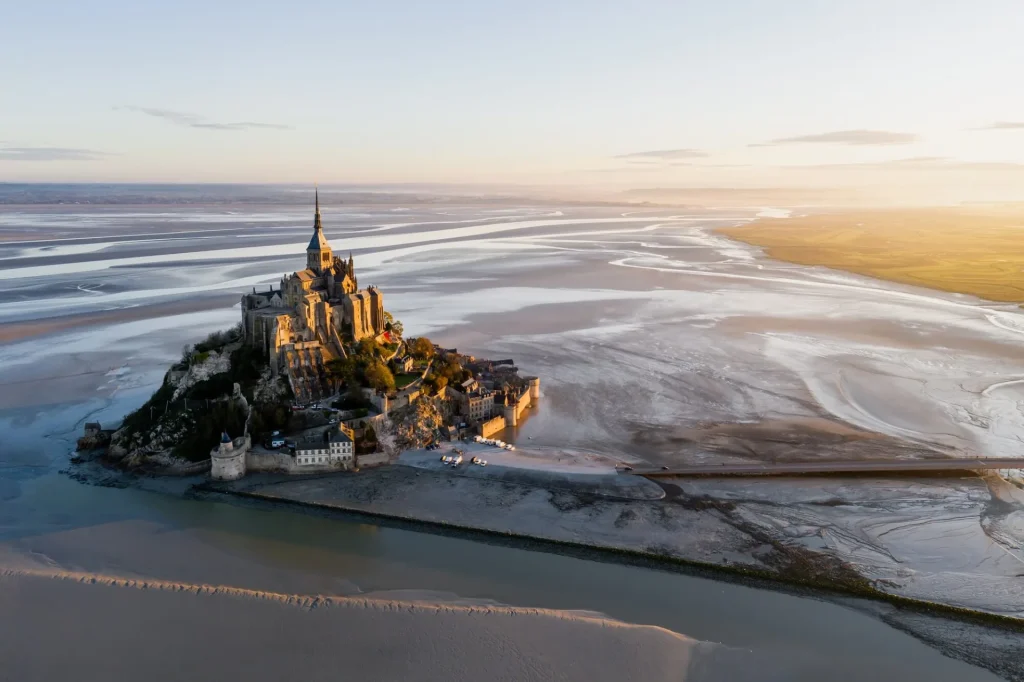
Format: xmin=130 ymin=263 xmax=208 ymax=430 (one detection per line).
xmin=1 ymin=571 xmax=720 ymax=682
xmin=214 ymin=457 xmax=1024 ymax=618
xmin=0 ymin=519 xmax=1005 ymax=682
xmin=2 ymin=189 xmax=1023 ymax=678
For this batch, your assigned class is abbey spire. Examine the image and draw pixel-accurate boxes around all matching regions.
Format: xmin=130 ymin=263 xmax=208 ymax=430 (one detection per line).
xmin=313 ymin=185 xmax=323 ymax=231
xmin=306 ymin=185 xmax=333 ymax=273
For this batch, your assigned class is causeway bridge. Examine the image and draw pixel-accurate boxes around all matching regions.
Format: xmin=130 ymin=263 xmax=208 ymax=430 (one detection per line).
xmin=628 ymin=457 xmax=1024 ymax=478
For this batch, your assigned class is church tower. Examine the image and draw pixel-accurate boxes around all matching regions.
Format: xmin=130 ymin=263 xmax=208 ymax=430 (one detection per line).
xmin=306 ymin=187 xmax=333 ymax=273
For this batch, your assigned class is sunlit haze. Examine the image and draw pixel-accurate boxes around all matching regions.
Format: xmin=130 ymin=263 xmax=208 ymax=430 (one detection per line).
xmin=4 ymin=1 xmax=1024 ymax=202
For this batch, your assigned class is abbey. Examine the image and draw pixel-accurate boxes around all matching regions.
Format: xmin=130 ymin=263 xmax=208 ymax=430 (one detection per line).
xmin=240 ymin=190 xmax=387 ymax=402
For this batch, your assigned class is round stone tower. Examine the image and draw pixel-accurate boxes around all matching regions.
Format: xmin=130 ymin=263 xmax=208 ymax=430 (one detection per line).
xmin=503 ymin=401 xmax=518 ymax=427
xmin=528 ymin=377 xmax=540 ymax=401
xmin=210 ymin=431 xmax=246 ymax=481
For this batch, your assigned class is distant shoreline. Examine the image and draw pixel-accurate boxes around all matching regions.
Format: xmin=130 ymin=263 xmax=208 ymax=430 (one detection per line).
xmin=717 ymin=208 xmax=1024 ymax=305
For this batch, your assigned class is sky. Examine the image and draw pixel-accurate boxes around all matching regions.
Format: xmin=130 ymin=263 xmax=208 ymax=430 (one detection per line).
xmin=3 ymin=0 xmax=1024 ymax=199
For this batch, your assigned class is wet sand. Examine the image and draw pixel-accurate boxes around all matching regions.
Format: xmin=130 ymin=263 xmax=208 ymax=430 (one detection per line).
xmin=0 ymin=518 xmax=1003 ymax=682
xmin=3 ymin=194 xmax=1024 ymax=679
xmin=1 ymin=571 xmax=717 ymax=682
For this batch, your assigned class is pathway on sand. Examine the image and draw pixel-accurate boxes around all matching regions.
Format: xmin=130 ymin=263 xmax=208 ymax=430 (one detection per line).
xmin=632 ymin=457 xmax=1024 ymax=478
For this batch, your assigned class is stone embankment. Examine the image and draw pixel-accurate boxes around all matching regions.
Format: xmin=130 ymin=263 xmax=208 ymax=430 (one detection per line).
xmin=480 ymin=377 xmax=539 ymax=438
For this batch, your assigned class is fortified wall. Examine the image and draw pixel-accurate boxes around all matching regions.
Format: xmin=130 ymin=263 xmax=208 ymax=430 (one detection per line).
xmin=477 ymin=377 xmax=540 ymax=437
xmin=211 ymin=433 xmax=251 ymax=481
xmin=479 ymin=415 xmax=507 ymax=438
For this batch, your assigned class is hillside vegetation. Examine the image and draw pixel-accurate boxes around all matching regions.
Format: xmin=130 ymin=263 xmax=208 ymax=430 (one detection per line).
xmin=719 ymin=208 xmax=1024 ymax=303
xmin=111 ymin=328 xmax=283 ymax=463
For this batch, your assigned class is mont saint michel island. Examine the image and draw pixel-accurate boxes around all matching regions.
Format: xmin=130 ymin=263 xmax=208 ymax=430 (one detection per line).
xmin=78 ymin=190 xmax=542 ymax=481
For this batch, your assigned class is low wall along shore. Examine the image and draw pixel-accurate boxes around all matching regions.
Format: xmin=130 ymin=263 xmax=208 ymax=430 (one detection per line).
xmin=479 ymin=380 xmax=538 ymax=437
xmin=247 ymin=451 xmax=343 ymax=475
xmin=479 ymin=416 xmax=506 ymax=438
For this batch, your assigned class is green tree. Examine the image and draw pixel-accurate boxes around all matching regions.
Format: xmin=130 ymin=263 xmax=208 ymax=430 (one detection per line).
xmin=326 ymin=357 xmax=358 ymax=387
xmin=408 ymin=337 xmax=434 ymax=360
xmin=362 ymin=423 xmax=377 ymax=449
xmin=356 ymin=337 xmax=384 ymax=360
xmin=364 ymin=361 xmax=396 ymax=393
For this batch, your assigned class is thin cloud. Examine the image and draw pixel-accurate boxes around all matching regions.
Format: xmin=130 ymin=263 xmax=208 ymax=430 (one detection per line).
xmin=0 ymin=146 xmax=110 ymax=161
xmin=664 ymin=161 xmax=742 ymax=167
xmin=971 ymin=121 xmax=1024 ymax=131
xmin=577 ymin=165 xmax=676 ymax=174
xmin=752 ymin=129 xmax=918 ymax=147
xmin=614 ymin=148 xmax=708 ymax=160
xmin=117 ymin=106 xmax=292 ymax=131
xmin=793 ymin=157 xmax=1024 ymax=171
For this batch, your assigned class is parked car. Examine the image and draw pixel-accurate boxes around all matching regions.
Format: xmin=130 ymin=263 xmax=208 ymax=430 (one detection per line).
xmin=269 ymin=438 xmax=285 ymax=449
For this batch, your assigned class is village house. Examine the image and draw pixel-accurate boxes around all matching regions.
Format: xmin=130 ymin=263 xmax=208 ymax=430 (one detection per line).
xmin=391 ymin=355 xmax=414 ymax=373
xmin=295 ymin=424 xmax=355 ymax=467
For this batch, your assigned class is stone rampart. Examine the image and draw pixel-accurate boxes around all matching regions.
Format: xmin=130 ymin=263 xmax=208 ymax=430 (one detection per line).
xmin=210 ymin=434 xmax=250 ymax=481
xmin=502 ymin=387 xmax=534 ymax=427
xmin=174 ymin=459 xmax=213 ymax=476
xmin=357 ymin=451 xmax=390 ymax=468
xmin=479 ymin=415 xmax=507 ymax=438
xmin=247 ymin=451 xmax=342 ymax=474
